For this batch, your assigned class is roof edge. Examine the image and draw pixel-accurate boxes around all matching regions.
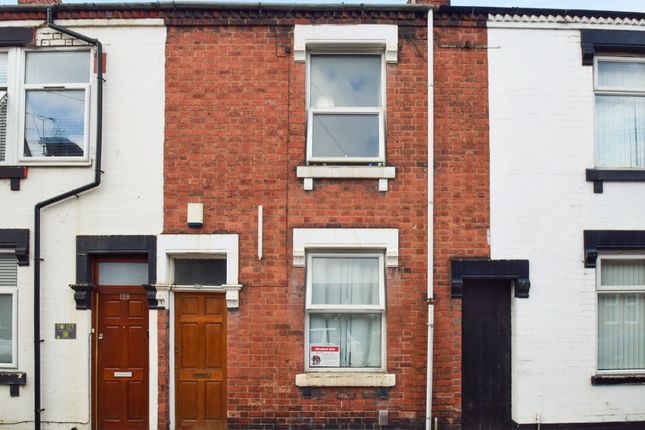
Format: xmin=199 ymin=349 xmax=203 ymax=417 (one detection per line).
xmin=0 ymin=2 xmax=431 ymax=14
xmin=436 ymin=5 xmax=645 ymax=21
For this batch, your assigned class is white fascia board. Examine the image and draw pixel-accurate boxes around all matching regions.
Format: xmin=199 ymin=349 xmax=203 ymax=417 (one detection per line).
xmin=294 ymin=24 xmax=398 ymax=63
xmin=55 ymin=18 xmax=165 ymax=27
xmin=293 ymin=228 xmax=399 ymax=267
xmin=0 ymin=19 xmax=164 ymax=28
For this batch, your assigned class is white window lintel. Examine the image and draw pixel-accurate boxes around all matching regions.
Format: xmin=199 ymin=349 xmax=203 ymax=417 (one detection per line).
xmin=294 ymin=24 xmax=398 ymax=63
xmin=157 ymin=234 xmax=242 ymax=310
xmin=293 ymin=228 xmax=398 ymax=267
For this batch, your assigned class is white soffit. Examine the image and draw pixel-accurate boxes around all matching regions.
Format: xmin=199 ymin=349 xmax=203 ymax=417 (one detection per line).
xmin=294 ymin=24 xmax=399 ymax=63
xmin=292 ymin=228 xmax=399 ymax=267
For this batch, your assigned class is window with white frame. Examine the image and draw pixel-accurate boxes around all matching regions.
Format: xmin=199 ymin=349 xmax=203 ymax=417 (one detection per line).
xmin=307 ymin=53 xmax=385 ymax=164
xmin=0 ymin=49 xmax=91 ymax=163
xmin=0 ymin=254 xmax=17 ymax=368
xmin=594 ymin=57 xmax=645 ymax=168
xmin=305 ymin=252 xmax=385 ymax=371
xmin=597 ymin=256 xmax=645 ymax=371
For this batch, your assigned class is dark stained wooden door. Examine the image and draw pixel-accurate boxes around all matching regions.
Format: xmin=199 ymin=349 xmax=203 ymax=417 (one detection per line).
xmin=462 ymin=280 xmax=512 ymax=430
xmin=175 ymin=293 xmax=227 ymax=430
xmin=96 ymin=287 xmax=148 ymax=430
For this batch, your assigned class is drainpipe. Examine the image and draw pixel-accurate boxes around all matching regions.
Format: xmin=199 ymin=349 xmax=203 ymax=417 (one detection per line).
xmin=426 ymin=7 xmax=435 ymax=430
xmin=34 ymin=8 xmax=103 ymax=430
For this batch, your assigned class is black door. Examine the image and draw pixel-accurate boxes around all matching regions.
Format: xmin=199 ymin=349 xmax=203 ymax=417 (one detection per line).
xmin=462 ymin=279 xmax=512 ymax=430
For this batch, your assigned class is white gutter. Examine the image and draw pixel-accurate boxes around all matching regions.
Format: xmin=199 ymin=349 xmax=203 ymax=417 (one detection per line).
xmin=426 ymin=7 xmax=435 ymax=430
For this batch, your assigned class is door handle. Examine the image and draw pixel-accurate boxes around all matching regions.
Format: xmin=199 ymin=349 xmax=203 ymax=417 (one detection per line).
xmin=98 ymin=333 xmax=104 ymax=340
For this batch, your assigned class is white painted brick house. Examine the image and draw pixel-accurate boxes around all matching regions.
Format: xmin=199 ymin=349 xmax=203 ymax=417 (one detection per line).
xmin=487 ymin=9 xmax=645 ymax=429
xmin=0 ymin=11 xmax=165 ymax=430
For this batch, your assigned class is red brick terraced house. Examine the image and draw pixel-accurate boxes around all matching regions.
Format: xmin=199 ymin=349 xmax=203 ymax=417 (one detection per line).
xmin=0 ymin=1 xmax=439 ymax=429
xmin=160 ymin=2 xmax=434 ymax=429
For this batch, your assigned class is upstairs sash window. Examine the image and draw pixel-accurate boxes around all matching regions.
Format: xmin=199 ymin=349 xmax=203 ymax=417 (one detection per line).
xmin=307 ymin=54 xmax=385 ymax=164
xmin=595 ymin=58 xmax=645 ymax=168
xmin=22 ymin=51 xmax=91 ymax=160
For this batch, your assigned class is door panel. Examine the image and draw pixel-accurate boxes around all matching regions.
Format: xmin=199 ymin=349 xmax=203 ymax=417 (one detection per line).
xmin=103 ymin=383 xmax=120 ymax=420
xmin=96 ymin=286 xmax=148 ymax=430
xmin=181 ymin=381 xmax=199 ymax=419
xmin=205 ymin=382 xmax=223 ymax=419
xmin=205 ymin=324 xmax=223 ymax=368
xmin=175 ymin=293 xmax=227 ymax=430
xmin=462 ymin=280 xmax=512 ymax=430
xmin=127 ymin=381 xmax=146 ymax=420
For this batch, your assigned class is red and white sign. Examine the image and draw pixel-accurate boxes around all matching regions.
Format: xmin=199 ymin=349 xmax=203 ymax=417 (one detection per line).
xmin=310 ymin=344 xmax=340 ymax=367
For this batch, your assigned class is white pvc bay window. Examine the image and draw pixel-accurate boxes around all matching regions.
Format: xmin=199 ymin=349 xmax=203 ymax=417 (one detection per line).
xmin=594 ymin=57 xmax=645 ymax=168
xmin=597 ymin=257 xmax=645 ymax=372
xmin=306 ymin=253 xmax=385 ymax=371
xmin=307 ymin=53 xmax=385 ymax=164
xmin=0 ymin=49 xmax=91 ymax=163
xmin=0 ymin=254 xmax=18 ymax=368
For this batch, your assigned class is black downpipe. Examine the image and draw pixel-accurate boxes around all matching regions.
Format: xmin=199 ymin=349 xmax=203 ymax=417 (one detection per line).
xmin=34 ymin=8 xmax=103 ymax=430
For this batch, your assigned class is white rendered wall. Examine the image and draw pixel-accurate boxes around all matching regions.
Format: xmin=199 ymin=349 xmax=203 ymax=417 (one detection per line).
xmin=0 ymin=20 xmax=165 ymax=429
xmin=488 ymin=25 xmax=645 ymax=425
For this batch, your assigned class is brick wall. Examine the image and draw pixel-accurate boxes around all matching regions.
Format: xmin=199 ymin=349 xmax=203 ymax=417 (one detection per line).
xmin=165 ymin=17 xmax=428 ymax=428
xmin=432 ymin=15 xmax=490 ymax=430
xmin=157 ymin=309 xmax=170 ymax=429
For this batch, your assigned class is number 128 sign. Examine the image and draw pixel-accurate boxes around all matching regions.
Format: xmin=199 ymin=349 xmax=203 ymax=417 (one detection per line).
xmin=310 ymin=345 xmax=340 ymax=367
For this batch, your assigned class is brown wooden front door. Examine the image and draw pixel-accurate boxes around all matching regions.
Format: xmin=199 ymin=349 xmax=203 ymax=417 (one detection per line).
xmin=175 ymin=293 xmax=227 ymax=430
xmin=94 ymin=261 xmax=149 ymax=430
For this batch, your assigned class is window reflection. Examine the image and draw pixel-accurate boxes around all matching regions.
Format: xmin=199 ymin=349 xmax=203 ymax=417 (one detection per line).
xmin=312 ymin=114 xmax=379 ymax=158
xmin=24 ymin=90 xmax=85 ymax=157
xmin=310 ymin=55 xmax=381 ymax=108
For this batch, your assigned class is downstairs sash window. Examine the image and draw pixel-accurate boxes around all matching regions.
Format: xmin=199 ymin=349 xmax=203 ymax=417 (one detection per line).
xmin=305 ymin=253 xmax=385 ymax=371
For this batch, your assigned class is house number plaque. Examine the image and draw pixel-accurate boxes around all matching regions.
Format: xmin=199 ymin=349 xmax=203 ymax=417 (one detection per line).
xmin=55 ymin=323 xmax=77 ymax=339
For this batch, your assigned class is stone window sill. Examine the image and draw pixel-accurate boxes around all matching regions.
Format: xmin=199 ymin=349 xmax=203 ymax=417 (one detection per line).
xmin=0 ymin=371 xmax=27 ymax=397
xmin=295 ymin=372 xmax=395 ymax=387
xmin=586 ymin=168 xmax=645 ymax=193
xmin=591 ymin=373 xmax=645 ymax=385
xmin=0 ymin=166 xmax=28 ymax=191
xmin=296 ymin=166 xmax=396 ymax=192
